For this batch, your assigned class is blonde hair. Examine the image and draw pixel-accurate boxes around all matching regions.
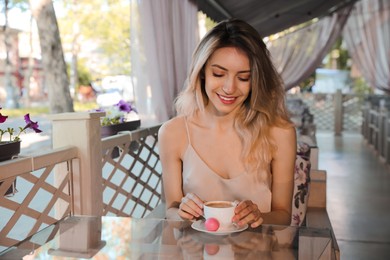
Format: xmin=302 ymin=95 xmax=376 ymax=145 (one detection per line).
xmin=175 ymin=19 xmax=293 ymax=170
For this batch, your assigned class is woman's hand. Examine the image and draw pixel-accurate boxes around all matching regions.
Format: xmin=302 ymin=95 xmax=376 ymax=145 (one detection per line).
xmin=178 ymin=193 xmax=204 ymax=220
xmin=232 ymin=200 xmax=263 ymax=228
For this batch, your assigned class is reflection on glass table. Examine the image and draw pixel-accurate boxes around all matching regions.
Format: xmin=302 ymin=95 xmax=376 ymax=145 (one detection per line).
xmin=0 ymin=215 xmax=334 ymax=259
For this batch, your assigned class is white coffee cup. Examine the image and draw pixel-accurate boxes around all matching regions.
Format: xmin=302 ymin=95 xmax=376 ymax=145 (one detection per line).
xmin=203 ymin=200 xmax=236 ymax=230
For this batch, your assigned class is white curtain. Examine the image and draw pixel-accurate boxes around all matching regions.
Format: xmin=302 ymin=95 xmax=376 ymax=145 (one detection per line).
xmin=266 ymin=6 xmax=352 ymax=90
xmin=130 ymin=0 xmax=199 ymax=126
xmin=343 ymin=0 xmax=390 ymax=93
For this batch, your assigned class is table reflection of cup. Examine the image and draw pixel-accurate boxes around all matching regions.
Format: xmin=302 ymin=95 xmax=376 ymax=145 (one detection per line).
xmin=203 ymin=201 xmax=236 ymax=231
xmin=204 ymin=243 xmax=234 ymax=259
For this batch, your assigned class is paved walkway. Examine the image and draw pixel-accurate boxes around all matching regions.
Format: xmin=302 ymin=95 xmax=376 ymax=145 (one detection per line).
xmin=316 ymin=131 xmax=390 ymax=260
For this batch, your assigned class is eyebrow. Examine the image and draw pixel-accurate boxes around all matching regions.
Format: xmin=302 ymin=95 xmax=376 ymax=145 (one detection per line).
xmin=211 ymin=64 xmax=251 ymax=74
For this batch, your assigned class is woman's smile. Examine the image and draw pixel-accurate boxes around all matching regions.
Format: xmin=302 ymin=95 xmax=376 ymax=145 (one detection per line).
xmin=204 ymin=47 xmax=251 ymax=115
xmin=217 ymin=93 xmax=237 ymax=105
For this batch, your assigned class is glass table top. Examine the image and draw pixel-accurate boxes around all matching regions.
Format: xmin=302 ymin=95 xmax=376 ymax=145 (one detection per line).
xmin=0 ymin=215 xmax=334 ymax=259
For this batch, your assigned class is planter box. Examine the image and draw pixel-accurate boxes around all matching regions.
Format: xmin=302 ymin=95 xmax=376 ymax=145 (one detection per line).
xmin=101 ymin=120 xmax=141 ymax=158
xmin=0 ymin=141 xmax=21 ymax=162
xmin=0 ymin=141 xmax=20 ymax=196
xmin=101 ymin=120 xmax=141 ymax=138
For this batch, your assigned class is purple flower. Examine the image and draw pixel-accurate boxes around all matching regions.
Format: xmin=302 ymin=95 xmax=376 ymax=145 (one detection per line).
xmin=0 ymin=111 xmax=43 ymax=142
xmin=0 ymin=107 xmax=8 ymax=123
xmin=116 ymin=100 xmax=133 ymax=113
xmin=97 ymin=100 xmax=138 ymax=126
xmin=23 ymin=114 xmax=42 ymax=133
xmin=0 ymin=113 xmax=7 ymax=123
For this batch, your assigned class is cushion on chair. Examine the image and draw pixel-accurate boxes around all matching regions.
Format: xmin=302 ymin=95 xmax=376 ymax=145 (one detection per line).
xmin=290 ymin=142 xmax=311 ymax=226
xmin=296 ymin=141 xmax=311 ymax=158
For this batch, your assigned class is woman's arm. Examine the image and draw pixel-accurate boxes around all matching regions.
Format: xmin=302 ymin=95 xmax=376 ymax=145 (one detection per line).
xmin=262 ymin=125 xmax=297 ymax=225
xmin=158 ymin=117 xmax=203 ymax=220
xmin=158 ymin=118 xmax=185 ymax=220
xmin=232 ymin=125 xmax=296 ymax=227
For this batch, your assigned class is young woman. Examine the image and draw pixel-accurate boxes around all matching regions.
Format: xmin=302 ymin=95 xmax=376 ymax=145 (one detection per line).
xmin=158 ymin=19 xmax=296 ymax=228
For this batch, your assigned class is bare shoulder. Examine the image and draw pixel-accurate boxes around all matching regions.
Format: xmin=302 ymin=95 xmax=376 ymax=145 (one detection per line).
xmin=159 ymin=116 xmax=186 ymax=139
xmin=270 ymin=124 xmax=297 ymax=151
xmin=158 ymin=116 xmax=188 ymax=152
xmin=270 ymin=124 xmax=296 ymax=141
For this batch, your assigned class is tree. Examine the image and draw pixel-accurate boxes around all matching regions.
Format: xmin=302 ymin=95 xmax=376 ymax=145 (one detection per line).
xmin=2 ymin=0 xmax=19 ymax=108
xmin=29 ymin=0 xmax=73 ymax=113
xmin=2 ymin=0 xmax=32 ymax=107
xmin=58 ymin=0 xmax=131 ymax=79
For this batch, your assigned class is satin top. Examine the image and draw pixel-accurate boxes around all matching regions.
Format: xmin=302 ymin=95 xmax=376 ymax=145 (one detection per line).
xmin=182 ymin=118 xmax=272 ymax=212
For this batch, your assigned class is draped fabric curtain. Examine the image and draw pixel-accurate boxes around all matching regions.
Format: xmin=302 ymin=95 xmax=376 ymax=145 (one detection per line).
xmin=343 ymin=0 xmax=390 ymax=93
xmin=130 ymin=0 xmax=199 ymax=125
xmin=266 ymin=6 xmax=353 ymax=91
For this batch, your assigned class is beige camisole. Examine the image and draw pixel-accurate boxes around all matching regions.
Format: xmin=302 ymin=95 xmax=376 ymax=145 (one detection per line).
xmin=182 ymin=118 xmax=272 ymax=213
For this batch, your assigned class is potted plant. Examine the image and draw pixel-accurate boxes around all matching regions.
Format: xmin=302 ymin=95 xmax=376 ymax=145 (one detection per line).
xmin=96 ymin=100 xmax=140 ymax=157
xmin=0 ymin=106 xmax=42 ymax=195
xmin=96 ymin=99 xmax=140 ymax=136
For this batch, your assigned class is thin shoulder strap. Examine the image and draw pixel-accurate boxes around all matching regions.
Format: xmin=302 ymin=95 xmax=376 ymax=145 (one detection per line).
xmin=184 ymin=117 xmax=192 ymax=145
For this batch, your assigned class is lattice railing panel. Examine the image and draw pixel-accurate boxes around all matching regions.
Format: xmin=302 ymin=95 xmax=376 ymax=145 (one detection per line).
xmin=288 ymin=93 xmax=363 ymax=132
xmin=0 ymin=147 xmax=77 ymax=251
xmin=342 ymin=95 xmax=364 ymax=132
xmin=101 ymin=125 xmax=163 ymax=218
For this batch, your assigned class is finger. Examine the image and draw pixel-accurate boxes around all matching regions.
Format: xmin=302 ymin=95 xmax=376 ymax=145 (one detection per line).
xmin=188 ymin=193 xmax=205 ymax=216
xmin=250 ymin=216 xmax=264 ymax=228
xmin=184 ymin=197 xmax=203 ymax=217
xmin=235 ymin=202 xmax=261 ymax=226
xmin=187 ymin=193 xmax=204 ymax=210
xmin=233 ymin=201 xmax=254 ymax=223
xmin=180 ymin=196 xmax=203 ymax=217
xmin=179 ymin=203 xmax=198 ymax=219
xmin=233 ymin=201 xmax=246 ymax=220
xmin=247 ymin=206 xmax=263 ymax=228
xmin=234 ymin=200 xmax=253 ymax=215
xmin=178 ymin=205 xmax=196 ymax=220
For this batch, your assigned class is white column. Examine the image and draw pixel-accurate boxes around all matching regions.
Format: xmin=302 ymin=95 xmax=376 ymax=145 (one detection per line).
xmin=49 ymin=112 xmax=104 ymax=215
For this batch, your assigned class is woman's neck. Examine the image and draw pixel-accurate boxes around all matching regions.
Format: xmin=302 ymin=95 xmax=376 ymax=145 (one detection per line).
xmin=199 ymin=108 xmax=237 ymax=131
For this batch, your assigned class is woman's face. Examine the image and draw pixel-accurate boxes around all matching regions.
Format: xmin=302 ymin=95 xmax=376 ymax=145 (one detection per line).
xmin=204 ymin=47 xmax=251 ymax=116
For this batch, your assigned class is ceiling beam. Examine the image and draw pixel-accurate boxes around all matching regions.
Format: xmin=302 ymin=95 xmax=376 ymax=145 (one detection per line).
xmin=206 ymin=0 xmax=233 ymax=19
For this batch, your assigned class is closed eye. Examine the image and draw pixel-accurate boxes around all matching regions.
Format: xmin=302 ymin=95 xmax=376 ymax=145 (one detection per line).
xmin=238 ymin=77 xmax=250 ymax=82
xmin=213 ymin=73 xmax=224 ymax=78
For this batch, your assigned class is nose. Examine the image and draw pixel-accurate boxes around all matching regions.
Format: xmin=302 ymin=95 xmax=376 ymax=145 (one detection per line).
xmin=222 ymin=78 xmax=235 ymax=94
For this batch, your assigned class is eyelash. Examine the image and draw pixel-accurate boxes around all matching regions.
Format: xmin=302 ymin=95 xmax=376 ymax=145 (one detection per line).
xmin=212 ymin=73 xmax=250 ymax=82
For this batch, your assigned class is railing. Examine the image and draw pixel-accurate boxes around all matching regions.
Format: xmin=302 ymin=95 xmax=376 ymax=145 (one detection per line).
xmin=0 ymin=146 xmax=78 ymax=249
xmin=0 ymin=112 xmax=163 ymax=250
xmin=101 ymin=126 xmax=163 ymax=217
xmin=362 ymin=101 xmax=390 ymax=165
xmin=287 ymin=90 xmax=365 ymax=135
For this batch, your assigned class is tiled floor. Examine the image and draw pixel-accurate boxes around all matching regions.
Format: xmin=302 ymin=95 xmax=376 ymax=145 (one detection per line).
xmin=315 ymin=131 xmax=390 ymax=260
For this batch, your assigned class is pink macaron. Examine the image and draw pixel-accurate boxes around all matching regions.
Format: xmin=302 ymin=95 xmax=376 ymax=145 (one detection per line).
xmin=205 ymin=217 xmax=220 ymax=231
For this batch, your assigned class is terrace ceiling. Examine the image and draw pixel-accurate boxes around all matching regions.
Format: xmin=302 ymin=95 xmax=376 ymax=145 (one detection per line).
xmin=197 ymin=0 xmax=359 ymax=36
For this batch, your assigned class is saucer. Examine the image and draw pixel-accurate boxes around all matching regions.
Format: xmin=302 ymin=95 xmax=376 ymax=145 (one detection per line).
xmin=191 ymin=220 xmax=248 ymax=236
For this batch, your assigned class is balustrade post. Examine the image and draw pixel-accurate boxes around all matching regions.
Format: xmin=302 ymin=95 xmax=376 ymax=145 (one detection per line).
xmin=378 ymin=104 xmax=386 ymax=161
xmin=334 ymin=89 xmax=343 ymax=136
xmin=364 ymin=102 xmax=371 ymax=140
xmin=384 ymin=108 xmax=390 ymax=165
xmin=49 ymin=112 xmax=105 ymax=216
